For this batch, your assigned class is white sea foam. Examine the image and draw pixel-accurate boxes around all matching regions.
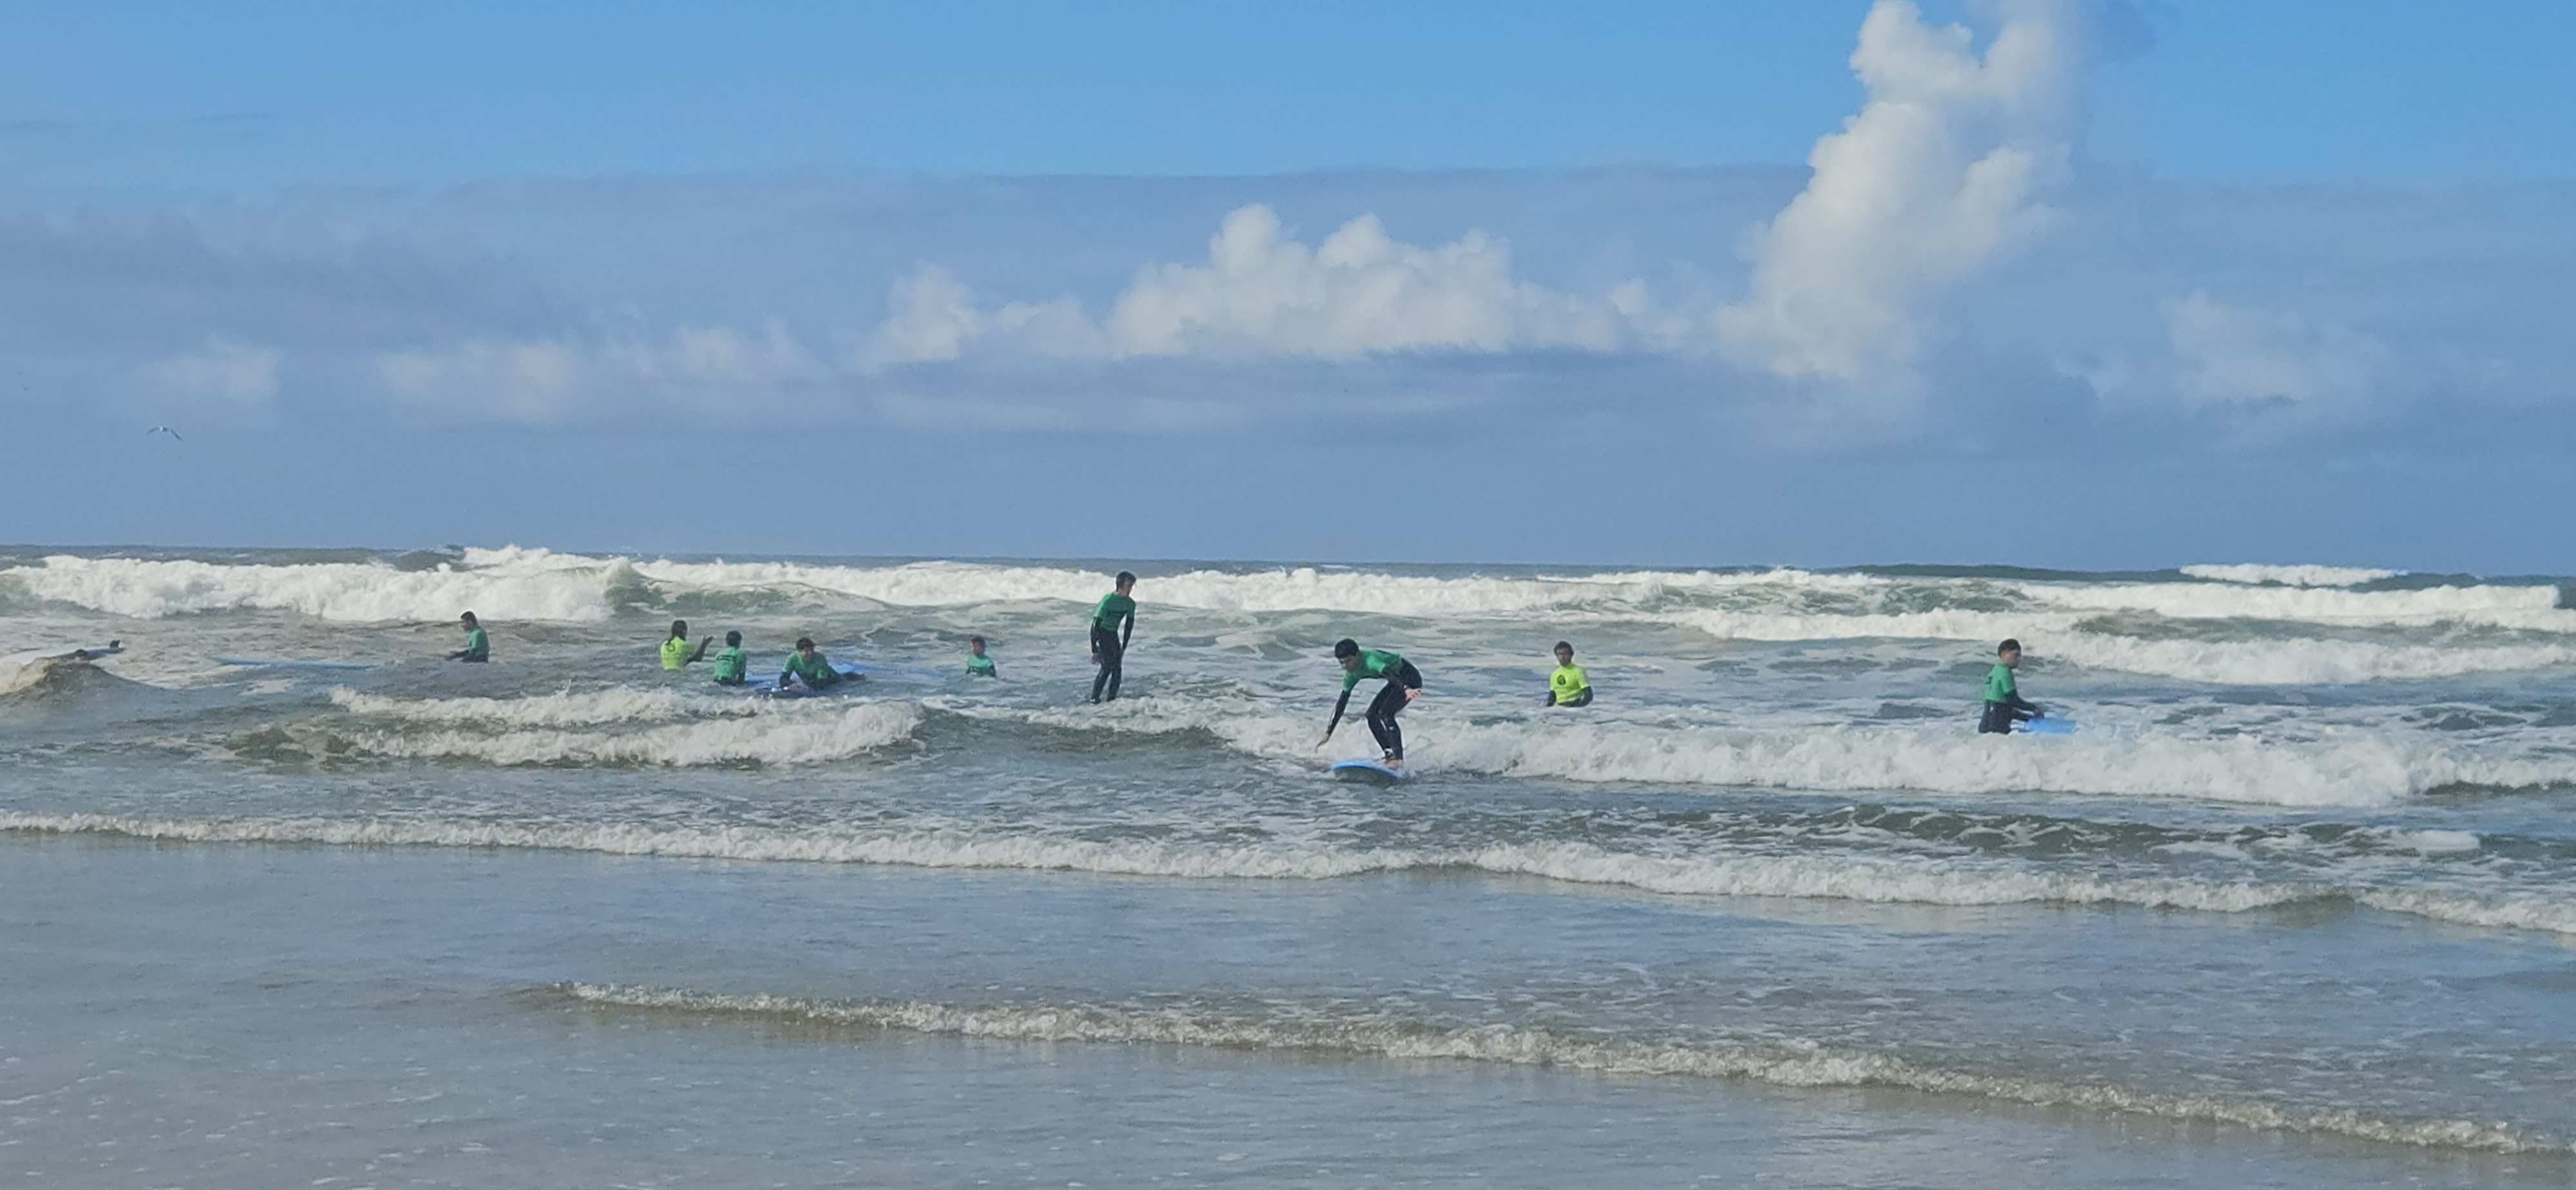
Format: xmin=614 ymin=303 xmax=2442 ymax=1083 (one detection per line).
xmin=10 ymin=813 xmax=2571 ymax=940
xmin=327 ymin=686 xmax=747 ymax=728
xmin=1672 ymin=609 xmax=2576 ymax=683
xmin=283 ymin=697 xmax=918 ymax=767
xmin=2182 ymin=563 xmax=2403 ymax=587
xmin=21 ymin=549 xmax=2566 ymax=643
xmin=560 ymin=984 xmax=2561 ymax=1154
xmin=946 ymin=698 xmax=2576 ymax=807
xmin=2014 ymin=578 xmax=2570 ymax=631
xmin=14 ymin=549 xmax=624 ymax=622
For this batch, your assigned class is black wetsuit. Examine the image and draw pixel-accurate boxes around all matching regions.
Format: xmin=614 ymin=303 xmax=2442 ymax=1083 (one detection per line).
xmin=1090 ymin=623 xmax=1126 ymax=703
xmin=1328 ymin=651 xmax=1424 ymax=760
xmin=1978 ymin=661 xmax=2041 ymax=734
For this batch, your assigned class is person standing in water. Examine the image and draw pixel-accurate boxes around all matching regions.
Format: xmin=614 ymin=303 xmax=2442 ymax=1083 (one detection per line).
xmin=1545 ymin=641 xmax=1592 ymax=707
xmin=660 ymin=619 xmax=712 ymax=670
xmin=1318 ymin=638 xmax=1423 ymax=766
xmin=710 ymin=631 xmax=750 ymax=686
xmin=1089 ymin=571 xmax=1137 ymax=703
xmin=966 ymin=636 xmax=998 ymax=677
xmin=448 ymin=612 xmax=489 ymax=663
xmin=1978 ymin=638 xmax=2045 ymax=734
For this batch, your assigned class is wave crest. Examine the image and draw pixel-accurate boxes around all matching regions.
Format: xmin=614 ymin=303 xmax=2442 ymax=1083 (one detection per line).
xmin=558 ymin=983 xmax=2562 ymax=1155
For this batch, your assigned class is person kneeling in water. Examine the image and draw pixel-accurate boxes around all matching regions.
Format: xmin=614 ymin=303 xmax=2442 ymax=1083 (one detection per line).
xmin=660 ymin=619 xmax=712 ymax=670
xmin=1546 ymin=641 xmax=1592 ymax=707
xmin=710 ymin=631 xmax=750 ymax=686
xmin=778 ymin=637 xmax=854 ymax=690
xmin=1317 ymin=638 xmax=1423 ymax=766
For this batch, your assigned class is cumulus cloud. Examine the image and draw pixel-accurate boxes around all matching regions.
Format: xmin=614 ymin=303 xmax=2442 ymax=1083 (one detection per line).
xmin=2163 ymin=292 xmax=2388 ymax=411
xmin=137 ymin=335 xmax=281 ymax=406
xmin=378 ymin=321 xmax=828 ymax=422
xmin=1716 ymin=0 xmax=2079 ymax=387
xmin=2070 ymin=292 xmax=2390 ymax=422
xmin=866 ymin=204 xmax=1680 ymax=366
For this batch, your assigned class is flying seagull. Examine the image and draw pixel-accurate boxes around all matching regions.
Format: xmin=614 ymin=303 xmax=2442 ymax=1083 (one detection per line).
xmin=146 ymin=426 xmax=183 ymax=441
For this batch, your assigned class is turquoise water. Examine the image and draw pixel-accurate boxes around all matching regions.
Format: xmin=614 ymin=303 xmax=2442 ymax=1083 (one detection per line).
xmin=5 ymin=547 xmax=2575 ymax=1185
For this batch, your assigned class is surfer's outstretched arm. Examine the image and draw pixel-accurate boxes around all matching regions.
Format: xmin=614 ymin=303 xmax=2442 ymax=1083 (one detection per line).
xmin=1318 ymin=688 xmax=1354 ymax=746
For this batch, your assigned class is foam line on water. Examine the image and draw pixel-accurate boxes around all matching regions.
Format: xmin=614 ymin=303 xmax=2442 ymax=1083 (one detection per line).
xmin=2181 ymin=563 xmax=2402 ymax=587
xmin=557 ymin=983 xmax=2562 ymax=1155
xmin=279 ymin=695 xmax=919 ymax=766
xmin=15 ymin=549 xmax=2570 ymax=639
xmin=7 ymin=813 xmax=2571 ymax=937
xmin=939 ymin=697 xmax=2576 ymax=807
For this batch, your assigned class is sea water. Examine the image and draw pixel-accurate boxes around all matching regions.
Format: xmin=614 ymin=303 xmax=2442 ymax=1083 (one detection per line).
xmin=3 ymin=546 xmax=2573 ymax=1187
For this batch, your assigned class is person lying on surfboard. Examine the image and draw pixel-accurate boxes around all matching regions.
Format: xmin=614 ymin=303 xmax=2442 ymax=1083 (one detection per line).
xmin=777 ymin=637 xmax=853 ymax=690
xmin=660 ymin=619 xmax=714 ymax=670
xmin=1978 ymin=638 xmax=2045 ymax=734
xmin=1317 ymin=639 xmax=1423 ymax=766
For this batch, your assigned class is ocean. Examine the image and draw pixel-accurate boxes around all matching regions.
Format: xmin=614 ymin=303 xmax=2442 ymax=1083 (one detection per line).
xmin=5 ymin=545 xmax=2573 ymax=1187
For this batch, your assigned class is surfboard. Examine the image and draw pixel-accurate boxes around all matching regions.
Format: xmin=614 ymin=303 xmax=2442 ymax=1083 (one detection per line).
xmin=1330 ymin=758 xmax=1408 ymax=784
xmin=752 ymin=662 xmax=867 ymax=697
xmin=1 ymin=640 xmax=123 ymax=668
xmin=2020 ymin=716 xmax=2076 ymax=735
xmin=214 ymin=657 xmax=372 ymax=670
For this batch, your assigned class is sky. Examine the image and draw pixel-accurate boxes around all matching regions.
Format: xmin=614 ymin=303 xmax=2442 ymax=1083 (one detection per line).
xmin=4 ymin=0 xmax=2573 ymax=571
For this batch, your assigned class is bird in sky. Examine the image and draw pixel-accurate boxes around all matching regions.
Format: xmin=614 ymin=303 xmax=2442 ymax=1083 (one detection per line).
xmin=146 ymin=426 xmax=183 ymax=441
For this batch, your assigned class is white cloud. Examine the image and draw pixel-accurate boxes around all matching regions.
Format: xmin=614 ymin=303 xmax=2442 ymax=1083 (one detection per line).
xmin=140 ymin=335 xmax=279 ymax=406
xmin=2161 ymin=292 xmax=2388 ymax=411
xmin=866 ymin=204 xmax=1679 ymax=365
xmin=378 ymin=321 xmax=827 ymax=422
xmin=1716 ymin=0 xmax=2078 ymax=387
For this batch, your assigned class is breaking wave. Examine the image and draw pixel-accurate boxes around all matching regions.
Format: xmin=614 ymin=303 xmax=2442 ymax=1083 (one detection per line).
xmin=7 ymin=813 xmax=2571 ymax=937
xmin=556 ymin=983 xmax=2561 ymax=1155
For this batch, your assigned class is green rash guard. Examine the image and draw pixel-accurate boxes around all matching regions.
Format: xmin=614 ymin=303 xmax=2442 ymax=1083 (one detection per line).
xmin=1340 ymin=650 xmax=1408 ymax=692
xmin=1549 ymin=663 xmax=1590 ymax=704
xmin=660 ymin=637 xmax=693 ymax=670
xmin=780 ymin=651 xmax=839 ymax=686
xmin=1983 ymin=663 xmax=2020 ymax=703
xmin=965 ymin=652 xmax=996 ymax=676
xmin=460 ymin=627 xmax=489 ymax=661
xmin=1093 ymin=592 xmax=1136 ymax=632
xmin=710 ymin=647 xmax=748 ymax=683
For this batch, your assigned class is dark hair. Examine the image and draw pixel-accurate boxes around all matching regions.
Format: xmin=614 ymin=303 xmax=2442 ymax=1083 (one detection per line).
xmin=460 ymin=611 xmax=477 ymax=624
xmin=724 ymin=630 xmax=741 ymax=646
xmin=1998 ymin=638 xmax=2022 ymax=654
xmin=795 ymin=637 xmax=815 ymax=650
xmin=1553 ymin=641 xmax=1573 ymax=654
xmin=1332 ymin=638 xmax=1359 ymax=659
xmin=670 ymin=619 xmax=688 ymax=638
xmin=969 ymin=635 xmax=985 ymax=647
xmin=1115 ymin=571 xmax=1137 ymax=587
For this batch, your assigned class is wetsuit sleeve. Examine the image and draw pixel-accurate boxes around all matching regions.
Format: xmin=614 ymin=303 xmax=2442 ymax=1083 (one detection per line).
xmin=1323 ymin=688 xmax=1354 ymax=737
xmin=1121 ymin=608 xmax=1134 ymax=651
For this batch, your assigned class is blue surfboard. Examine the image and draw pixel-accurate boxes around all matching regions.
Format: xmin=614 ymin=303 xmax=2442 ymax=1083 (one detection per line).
xmin=2020 ymin=716 xmax=2076 ymax=735
xmin=1330 ymin=758 xmax=1408 ymax=784
xmin=752 ymin=662 xmax=867 ymax=697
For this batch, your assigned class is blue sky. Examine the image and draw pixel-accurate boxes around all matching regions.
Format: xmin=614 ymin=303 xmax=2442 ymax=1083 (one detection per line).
xmin=5 ymin=1 xmax=2573 ymax=569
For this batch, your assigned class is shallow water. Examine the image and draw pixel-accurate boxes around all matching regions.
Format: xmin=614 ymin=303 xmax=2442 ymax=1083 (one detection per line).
xmin=5 ymin=546 xmax=2575 ymax=1184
